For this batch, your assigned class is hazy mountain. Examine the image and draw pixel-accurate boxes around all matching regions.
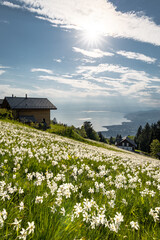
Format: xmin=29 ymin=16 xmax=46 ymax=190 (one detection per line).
xmin=101 ymin=110 xmax=160 ymax=138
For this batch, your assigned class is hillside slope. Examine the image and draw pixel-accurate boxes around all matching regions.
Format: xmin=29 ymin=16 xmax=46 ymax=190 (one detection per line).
xmin=0 ymin=120 xmax=160 ymax=240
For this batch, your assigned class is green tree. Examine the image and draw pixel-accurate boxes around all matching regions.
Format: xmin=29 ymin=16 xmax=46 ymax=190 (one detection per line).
xmin=134 ymin=125 xmax=142 ymax=147
xmin=156 ymin=120 xmax=160 ymax=141
xmin=83 ymin=121 xmax=100 ymax=141
xmin=98 ymin=132 xmax=106 ymax=143
xmin=109 ymin=136 xmax=115 ymax=145
xmin=138 ymin=123 xmax=152 ymax=152
xmin=150 ymin=139 xmax=160 ymax=158
xmin=135 ymin=120 xmax=160 ymax=153
xmin=115 ymin=134 xmax=122 ymax=144
xmin=79 ymin=126 xmax=87 ymax=138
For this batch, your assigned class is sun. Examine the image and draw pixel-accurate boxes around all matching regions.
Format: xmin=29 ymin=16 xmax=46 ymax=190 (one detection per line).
xmin=80 ymin=23 xmax=104 ymax=47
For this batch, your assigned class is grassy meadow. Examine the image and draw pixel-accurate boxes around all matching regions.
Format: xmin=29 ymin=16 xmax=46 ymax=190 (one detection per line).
xmin=0 ymin=120 xmax=160 ymax=239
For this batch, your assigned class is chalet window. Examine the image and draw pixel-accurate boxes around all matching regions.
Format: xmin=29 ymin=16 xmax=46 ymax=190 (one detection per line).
xmin=127 ymin=142 xmax=129 ymax=147
xmin=122 ymin=142 xmax=124 ymax=146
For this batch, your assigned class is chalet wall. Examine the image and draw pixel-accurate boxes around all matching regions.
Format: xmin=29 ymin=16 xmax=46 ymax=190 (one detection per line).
xmin=17 ymin=109 xmax=50 ymax=125
xmin=118 ymin=146 xmax=133 ymax=151
xmin=119 ymin=141 xmax=132 ymax=147
xmin=117 ymin=140 xmax=135 ymax=151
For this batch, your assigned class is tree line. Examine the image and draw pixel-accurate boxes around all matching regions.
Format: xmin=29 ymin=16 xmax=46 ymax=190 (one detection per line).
xmin=51 ymin=120 xmax=107 ymax=143
xmin=80 ymin=121 xmax=107 ymax=143
xmin=134 ymin=120 xmax=160 ymax=157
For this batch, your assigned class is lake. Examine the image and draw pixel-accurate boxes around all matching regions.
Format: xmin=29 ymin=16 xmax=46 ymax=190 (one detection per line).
xmin=52 ymin=109 xmax=130 ymax=132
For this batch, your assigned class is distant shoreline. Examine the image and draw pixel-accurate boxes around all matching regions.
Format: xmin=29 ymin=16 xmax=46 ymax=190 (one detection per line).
xmin=101 ymin=110 xmax=160 ymax=137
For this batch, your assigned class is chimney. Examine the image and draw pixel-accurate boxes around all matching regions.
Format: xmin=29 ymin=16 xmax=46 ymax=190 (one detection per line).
xmin=12 ymin=94 xmax=14 ymax=97
xmin=25 ymin=94 xmax=27 ymax=98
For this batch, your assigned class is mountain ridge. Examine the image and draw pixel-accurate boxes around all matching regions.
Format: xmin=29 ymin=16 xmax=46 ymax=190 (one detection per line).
xmin=101 ymin=109 xmax=160 ymax=137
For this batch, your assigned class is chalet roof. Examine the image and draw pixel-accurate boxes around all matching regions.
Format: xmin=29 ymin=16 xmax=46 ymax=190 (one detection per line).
xmin=4 ymin=97 xmax=57 ymax=110
xmin=118 ymin=136 xmax=137 ymax=147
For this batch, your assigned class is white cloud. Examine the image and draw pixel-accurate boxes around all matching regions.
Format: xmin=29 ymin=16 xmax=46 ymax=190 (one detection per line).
xmin=77 ymin=118 xmax=92 ymax=121
xmin=117 ymin=50 xmax=156 ymax=64
xmin=0 ymin=70 xmax=5 ymax=75
xmin=2 ymin=1 xmax=21 ymax=8
xmin=81 ymin=58 xmax=95 ymax=63
xmin=0 ymin=65 xmax=10 ymax=75
xmin=0 ymin=65 xmax=10 ymax=69
xmin=82 ymin=110 xmax=109 ymax=113
xmin=0 ymin=83 xmax=112 ymax=101
xmin=77 ymin=63 xmax=129 ymax=76
xmin=31 ymin=68 xmax=53 ymax=74
xmin=0 ymin=84 xmax=32 ymax=98
xmin=53 ymin=59 xmax=62 ymax=63
xmin=4 ymin=0 xmax=160 ymax=46
xmin=75 ymin=60 xmax=160 ymax=101
xmin=30 ymin=61 xmax=159 ymax=104
xmin=73 ymin=47 xmax=114 ymax=58
xmin=39 ymin=74 xmax=111 ymax=92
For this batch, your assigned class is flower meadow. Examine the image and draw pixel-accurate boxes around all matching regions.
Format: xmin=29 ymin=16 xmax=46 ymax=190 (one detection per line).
xmin=0 ymin=121 xmax=160 ymax=240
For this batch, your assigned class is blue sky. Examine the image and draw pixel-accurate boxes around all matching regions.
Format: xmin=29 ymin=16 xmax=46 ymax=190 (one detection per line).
xmin=0 ymin=0 xmax=160 ymax=130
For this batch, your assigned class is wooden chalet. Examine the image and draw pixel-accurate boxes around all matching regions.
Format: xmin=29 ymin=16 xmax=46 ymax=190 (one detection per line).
xmin=1 ymin=95 xmax=57 ymax=126
xmin=116 ymin=136 xmax=137 ymax=152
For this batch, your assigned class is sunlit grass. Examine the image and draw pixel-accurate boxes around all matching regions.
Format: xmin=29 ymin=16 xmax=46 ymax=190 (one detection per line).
xmin=0 ymin=120 xmax=160 ymax=239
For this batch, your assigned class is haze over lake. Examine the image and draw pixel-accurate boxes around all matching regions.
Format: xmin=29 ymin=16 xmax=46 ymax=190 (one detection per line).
xmin=52 ymin=108 xmax=160 ymax=135
xmin=52 ymin=109 xmax=131 ymax=132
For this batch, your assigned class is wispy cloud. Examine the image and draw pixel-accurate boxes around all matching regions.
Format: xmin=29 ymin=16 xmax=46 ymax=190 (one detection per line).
xmin=0 ymin=65 xmax=10 ymax=69
xmin=0 ymin=65 xmax=10 ymax=75
xmin=0 ymin=20 xmax=9 ymax=24
xmin=3 ymin=0 xmax=160 ymax=46
xmin=1 ymin=1 xmax=21 ymax=9
xmin=117 ymin=50 xmax=156 ymax=64
xmin=73 ymin=59 xmax=160 ymax=103
xmin=0 ymin=70 xmax=5 ymax=75
xmin=82 ymin=110 xmax=109 ymax=113
xmin=77 ymin=63 xmax=129 ymax=76
xmin=53 ymin=59 xmax=62 ymax=63
xmin=81 ymin=58 xmax=95 ymax=64
xmin=73 ymin=47 xmax=114 ymax=58
xmin=77 ymin=118 xmax=92 ymax=121
xmin=31 ymin=68 xmax=53 ymax=74
xmin=39 ymin=74 xmax=112 ymax=93
xmin=0 ymin=83 xmax=112 ymax=101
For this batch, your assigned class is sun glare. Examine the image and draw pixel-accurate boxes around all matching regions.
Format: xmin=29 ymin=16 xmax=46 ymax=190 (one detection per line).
xmin=81 ymin=23 xmax=104 ymax=46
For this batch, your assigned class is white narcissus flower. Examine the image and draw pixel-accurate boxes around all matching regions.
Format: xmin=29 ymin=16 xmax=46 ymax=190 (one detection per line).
xmin=2 ymin=209 xmax=7 ymax=220
xmin=130 ymin=221 xmax=139 ymax=230
xmin=88 ymin=187 xmax=94 ymax=193
xmin=35 ymin=196 xmax=43 ymax=204
xmin=114 ymin=212 xmax=124 ymax=225
xmin=12 ymin=218 xmax=22 ymax=231
xmin=50 ymin=205 xmax=57 ymax=214
xmin=19 ymin=201 xmax=24 ymax=211
xmin=60 ymin=207 xmax=65 ymax=216
xmin=18 ymin=228 xmax=27 ymax=240
xmin=19 ymin=187 xmax=24 ymax=194
xmin=27 ymin=221 xmax=35 ymax=234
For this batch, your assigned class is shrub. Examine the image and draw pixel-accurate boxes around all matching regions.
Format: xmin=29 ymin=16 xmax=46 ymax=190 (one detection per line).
xmin=0 ymin=108 xmax=13 ymax=119
xmin=48 ymin=124 xmax=85 ymax=141
xmin=150 ymin=139 xmax=160 ymax=158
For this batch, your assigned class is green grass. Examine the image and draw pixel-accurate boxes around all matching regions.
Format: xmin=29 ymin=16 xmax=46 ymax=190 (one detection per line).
xmin=48 ymin=123 xmax=125 ymax=153
xmin=48 ymin=124 xmax=85 ymax=141
xmin=0 ymin=120 xmax=160 ymax=239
